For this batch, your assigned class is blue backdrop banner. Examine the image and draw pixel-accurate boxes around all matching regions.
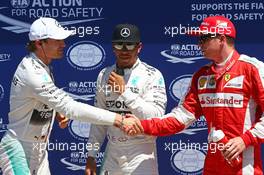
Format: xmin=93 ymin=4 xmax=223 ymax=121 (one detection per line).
xmin=0 ymin=0 xmax=264 ymax=174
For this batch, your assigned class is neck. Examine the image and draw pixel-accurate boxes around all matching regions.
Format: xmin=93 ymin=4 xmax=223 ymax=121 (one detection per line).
xmin=34 ymin=50 xmax=51 ymax=65
xmin=214 ymin=46 xmax=234 ymax=64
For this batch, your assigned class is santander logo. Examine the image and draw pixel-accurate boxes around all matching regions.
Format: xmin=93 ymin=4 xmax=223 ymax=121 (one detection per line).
xmin=199 ymin=93 xmax=243 ymax=108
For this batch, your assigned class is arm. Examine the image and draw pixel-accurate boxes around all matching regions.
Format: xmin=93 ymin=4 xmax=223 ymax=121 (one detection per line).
xmin=23 ymin=65 xmax=123 ymax=126
xmin=240 ymin=59 xmax=264 ymax=147
xmin=121 ymin=69 xmax=167 ymax=118
xmin=140 ymin=74 xmax=202 ymax=136
xmin=223 ymin=58 xmax=264 ymax=161
xmin=109 ymin=69 xmax=167 ymax=118
xmin=223 ymin=57 xmax=264 ymax=160
xmin=141 ymin=106 xmax=196 ymax=136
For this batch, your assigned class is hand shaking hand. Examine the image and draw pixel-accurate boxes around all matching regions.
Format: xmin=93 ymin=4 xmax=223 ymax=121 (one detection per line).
xmin=114 ymin=113 xmax=144 ymax=135
xmin=122 ymin=114 xmax=144 ymax=136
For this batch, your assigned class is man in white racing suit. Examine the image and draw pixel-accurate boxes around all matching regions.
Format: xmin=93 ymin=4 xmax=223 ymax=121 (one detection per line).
xmin=85 ymin=24 xmax=167 ymax=175
xmin=0 ymin=18 xmax=142 ymax=175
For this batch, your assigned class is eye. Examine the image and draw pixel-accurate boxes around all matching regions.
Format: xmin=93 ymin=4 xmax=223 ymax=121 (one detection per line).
xmin=126 ymin=43 xmax=135 ymax=46
xmin=126 ymin=45 xmax=136 ymax=50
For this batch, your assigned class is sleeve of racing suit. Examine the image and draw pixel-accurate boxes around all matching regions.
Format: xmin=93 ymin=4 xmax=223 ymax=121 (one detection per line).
xmin=119 ymin=69 xmax=167 ymax=119
xmin=24 ymin=66 xmax=116 ymax=125
xmin=141 ymin=73 xmax=203 ymax=136
xmin=87 ymin=69 xmax=108 ymax=158
xmin=240 ymin=58 xmax=264 ymax=147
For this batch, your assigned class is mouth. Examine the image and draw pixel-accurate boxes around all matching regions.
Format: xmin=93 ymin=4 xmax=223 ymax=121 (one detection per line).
xmin=117 ymin=55 xmax=131 ymax=65
xmin=119 ymin=54 xmax=131 ymax=59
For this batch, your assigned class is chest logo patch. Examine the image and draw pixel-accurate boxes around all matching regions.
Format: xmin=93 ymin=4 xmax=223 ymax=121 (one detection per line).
xmin=198 ymin=77 xmax=207 ymax=89
xmin=198 ymin=75 xmax=216 ymax=89
xmin=208 ymin=75 xmax=216 ymax=87
xmin=224 ymin=74 xmax=231 ymax=81
xmin=224 ymin=75 xmax=244 ymax=89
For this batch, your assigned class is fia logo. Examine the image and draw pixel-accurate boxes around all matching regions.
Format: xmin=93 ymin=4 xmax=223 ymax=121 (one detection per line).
xmin=160 ymin=44 xmax=204 ymax=64
xmin=11 ymin=0 xmax=30 ymax=8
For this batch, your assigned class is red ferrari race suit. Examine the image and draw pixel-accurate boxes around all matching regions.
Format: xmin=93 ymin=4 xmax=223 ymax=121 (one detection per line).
xmin=141 ymin=50 xmax=264 ymax=175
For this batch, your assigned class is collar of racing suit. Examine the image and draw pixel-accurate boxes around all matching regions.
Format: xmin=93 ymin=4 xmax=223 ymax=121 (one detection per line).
xmin=210 ymin=50 xmax=240 ymax=80
xmin=215 ymin=50 xmax=234 ymax=68
xmin=30 ymin=52 xmax=54 ymax=81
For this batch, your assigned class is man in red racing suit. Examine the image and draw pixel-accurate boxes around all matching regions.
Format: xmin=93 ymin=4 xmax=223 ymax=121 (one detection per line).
xmin=128 ymin=16 xmax=264 ymax=175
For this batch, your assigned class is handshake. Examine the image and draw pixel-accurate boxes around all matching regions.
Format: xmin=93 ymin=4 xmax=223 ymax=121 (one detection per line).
xmin=115 ymin=114 xmax=144 ymax=136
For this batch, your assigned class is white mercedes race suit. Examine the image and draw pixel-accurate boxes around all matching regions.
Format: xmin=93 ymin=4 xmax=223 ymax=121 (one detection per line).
xmin=0 ymin=53 xmax=116 ymax=175
xmin=88 ymin=59 xmax=167 ymax=175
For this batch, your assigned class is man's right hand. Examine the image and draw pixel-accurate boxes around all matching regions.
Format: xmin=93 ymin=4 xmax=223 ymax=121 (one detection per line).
xmin=122 ymin=114 xmax=144 ymax=136
xmin=123 ymin=115 xmax=144 ymax=135
xmin=85 ymin=156 xmax=96 ymax=175
xmin=114 ymin=114 xmax=143 ymax=134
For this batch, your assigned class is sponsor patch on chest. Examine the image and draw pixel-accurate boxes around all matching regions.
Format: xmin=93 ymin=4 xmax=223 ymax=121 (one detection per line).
xmin=198 ymin=75 xmax=216 ymax=89
xmin=198 ymin=75 xmax=244 ymax=90
xmin=224 ymin=75 xmax=244 ymax=89
xmin=198 ymin=93 xmax=243 ymax=107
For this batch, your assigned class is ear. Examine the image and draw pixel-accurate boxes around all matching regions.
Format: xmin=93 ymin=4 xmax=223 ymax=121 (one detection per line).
xmin=35 ymin=40 xmax=42 ymax=48
xmin=137 ymin=42 xmax=143 ymax=54
xmin=219 ymin=35 xmax=226 ymax=43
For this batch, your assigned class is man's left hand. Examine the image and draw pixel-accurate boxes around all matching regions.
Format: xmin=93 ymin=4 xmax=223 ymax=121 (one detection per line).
xmin=55 ymin=113 xmax=69 ymax=129
xmin=223 ymin=136 xmax=246 ymax=160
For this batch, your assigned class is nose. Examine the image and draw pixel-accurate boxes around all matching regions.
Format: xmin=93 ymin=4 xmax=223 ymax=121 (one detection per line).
xmin=120 ymin=44 xmax=129 ymax=51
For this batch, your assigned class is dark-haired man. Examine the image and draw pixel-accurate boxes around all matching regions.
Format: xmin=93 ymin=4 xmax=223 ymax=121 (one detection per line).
xmin=85 ymin=23 xmax=167 ymax=175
